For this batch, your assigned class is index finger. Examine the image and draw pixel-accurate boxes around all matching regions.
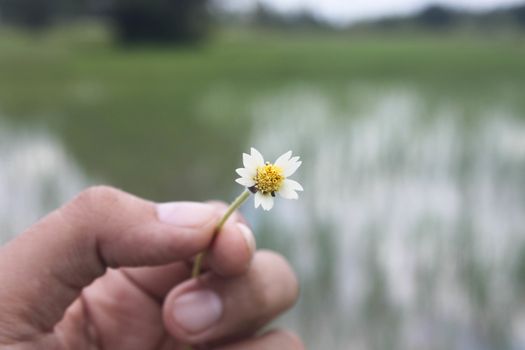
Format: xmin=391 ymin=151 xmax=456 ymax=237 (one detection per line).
xmin=102 ymin=201 xmax=255 ymax=306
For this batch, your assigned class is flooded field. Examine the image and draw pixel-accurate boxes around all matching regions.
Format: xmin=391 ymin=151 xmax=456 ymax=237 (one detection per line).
xmin=1 ymin=30 xmax=525 ymax=349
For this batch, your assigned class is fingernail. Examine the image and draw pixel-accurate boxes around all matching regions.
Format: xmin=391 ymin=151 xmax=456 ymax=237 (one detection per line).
xmin=173 ymin=290 xmax=223 ymax=334
xmin=237 ymin=222 xmax=256 ymax=255
xmin=157 ymin=202 xmax=216 ymax=227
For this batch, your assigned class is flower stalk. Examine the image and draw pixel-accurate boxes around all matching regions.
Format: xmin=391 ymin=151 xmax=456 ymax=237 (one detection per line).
xmin=185 ymin=189 xmax=251 ymax=350
xmin=191 ymin=189 xmax=251 ymax=278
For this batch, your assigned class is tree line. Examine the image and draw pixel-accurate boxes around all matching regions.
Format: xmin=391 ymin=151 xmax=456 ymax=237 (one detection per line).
xmin=357 ymin=4 xmax=525 ymax=31
xmin=0 ymin=0 xmax=209 ymax=43
xmin=1 ymin=1 xmax=524 ymax=43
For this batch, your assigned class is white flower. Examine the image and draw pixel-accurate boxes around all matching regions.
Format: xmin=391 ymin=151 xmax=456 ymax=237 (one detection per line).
xmin=235 ymin=148 xmax=303 ymax=211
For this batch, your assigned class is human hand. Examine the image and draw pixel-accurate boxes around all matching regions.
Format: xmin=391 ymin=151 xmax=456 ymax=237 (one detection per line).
xmin=0 ymin=186 xmax=302 ymax=349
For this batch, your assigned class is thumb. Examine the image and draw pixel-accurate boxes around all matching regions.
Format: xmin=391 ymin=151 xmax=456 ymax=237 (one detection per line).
xmin=0 ymin=186 xmax=219 ymax=340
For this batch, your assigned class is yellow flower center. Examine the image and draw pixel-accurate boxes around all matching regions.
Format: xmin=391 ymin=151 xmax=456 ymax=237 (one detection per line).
xmin=255 ymin=163 xmax=284 ymax=194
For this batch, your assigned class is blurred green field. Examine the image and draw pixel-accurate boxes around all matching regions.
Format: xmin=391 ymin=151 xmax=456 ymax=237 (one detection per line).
xmin=2 ymin=24 xmax=525 ymax=350
xmin=1 ymin=24 xmax=524 ymax=200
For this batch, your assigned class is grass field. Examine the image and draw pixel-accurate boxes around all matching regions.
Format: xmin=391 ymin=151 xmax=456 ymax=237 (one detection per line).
xmin=0 ymin=24 xmax=524 ymax=200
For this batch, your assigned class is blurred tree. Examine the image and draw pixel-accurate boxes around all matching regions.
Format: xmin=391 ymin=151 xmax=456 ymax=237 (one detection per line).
xmin=360 ymin=3 xmax=525 ymax=32
xmin=110 ymin=0 xmax=210 ymax=44
xmin=0 ymin=0 xmax=56 ymax=29
xmin=0 ymin=0 xmax=90 ymax=30
xmin=251 ymin=2 xmax=326 ymax=30
xmin=512 ymin=4 xmax=525 ymax=27
xmin=416 ymin=5 xmax=457 ymax=28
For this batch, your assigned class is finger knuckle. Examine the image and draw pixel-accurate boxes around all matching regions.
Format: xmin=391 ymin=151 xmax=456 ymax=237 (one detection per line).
xmin=75 ymin=185 xmax=121 ymax=210
xmin=61 ymin=186 xmax=122 ymax=231
xmin=80 ymin=185 xmax=121 ymax=206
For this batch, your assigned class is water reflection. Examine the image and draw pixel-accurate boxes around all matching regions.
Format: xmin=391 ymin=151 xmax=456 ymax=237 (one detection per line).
xmin=248 ymin=85 xmax=525 ymax=350
xmin=0 ymin=119 xmax=89 ymax=243
xmin=1 ymin=82 xmax=525 ymax=349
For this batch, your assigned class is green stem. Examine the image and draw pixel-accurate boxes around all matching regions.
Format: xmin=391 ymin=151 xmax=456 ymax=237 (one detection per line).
xmin=191 ymin=189 xmax=251 ymax=278
xmin=185 ymin=189 xmax=251 ymax=350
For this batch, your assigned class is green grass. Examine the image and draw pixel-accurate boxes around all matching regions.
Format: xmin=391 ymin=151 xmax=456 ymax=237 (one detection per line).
xmin=1 ymin=24 xmax=524 ymax=200
xmin=1 ymin=25 xmax=524 ymax=112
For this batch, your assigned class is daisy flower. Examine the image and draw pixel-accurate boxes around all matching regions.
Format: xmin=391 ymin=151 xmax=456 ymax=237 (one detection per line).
xmin=189 ymin=146 xmax=304 ymax=321
xmin=235 ymin=148 xmax=303 ymax=210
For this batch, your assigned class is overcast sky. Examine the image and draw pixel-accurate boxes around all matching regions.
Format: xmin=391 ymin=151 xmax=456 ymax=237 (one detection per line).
xmin=219 ymin=0 xmax=525 ymax=25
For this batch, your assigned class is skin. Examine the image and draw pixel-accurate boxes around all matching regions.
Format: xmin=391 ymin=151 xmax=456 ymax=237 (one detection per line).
xmin=0 ymin=186 xmax=304 ymax=350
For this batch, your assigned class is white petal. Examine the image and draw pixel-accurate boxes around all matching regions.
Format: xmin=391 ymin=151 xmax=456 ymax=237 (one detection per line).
xmin=250 ymin=147 xmax=265 ymax=167
xmin=236 ymin=167 xmax=256 ymax=179
xmin=242 ymin=153 xmax=257 ymax=171
xmin=278 ymin=179 xmax=302 ymax=199
xmin=260 ymin=194 xmax=274 ymax=211
xmin=236 ymin=177 xmax=256 ymax=187
xmin=275 ymin=153 xmax=302 ymax=177
xmin=254 ymin=192 xmax=264 ymax=208
xmin=235 ymin=167 xmax=246 ymax=176
xmin=283 ymin=179 xmax=303 ymax=191
xmin=278 ymin=188 xmax=298 ymax=199
xmin=274 ymin=151 xmax=292 ymax=168
xmin=283 ymin=159 xmax=302 ymax=177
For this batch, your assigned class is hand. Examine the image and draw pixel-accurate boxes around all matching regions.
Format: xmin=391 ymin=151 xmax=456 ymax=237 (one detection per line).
xmin=0 ymin=186 xmax=303 ymax=349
